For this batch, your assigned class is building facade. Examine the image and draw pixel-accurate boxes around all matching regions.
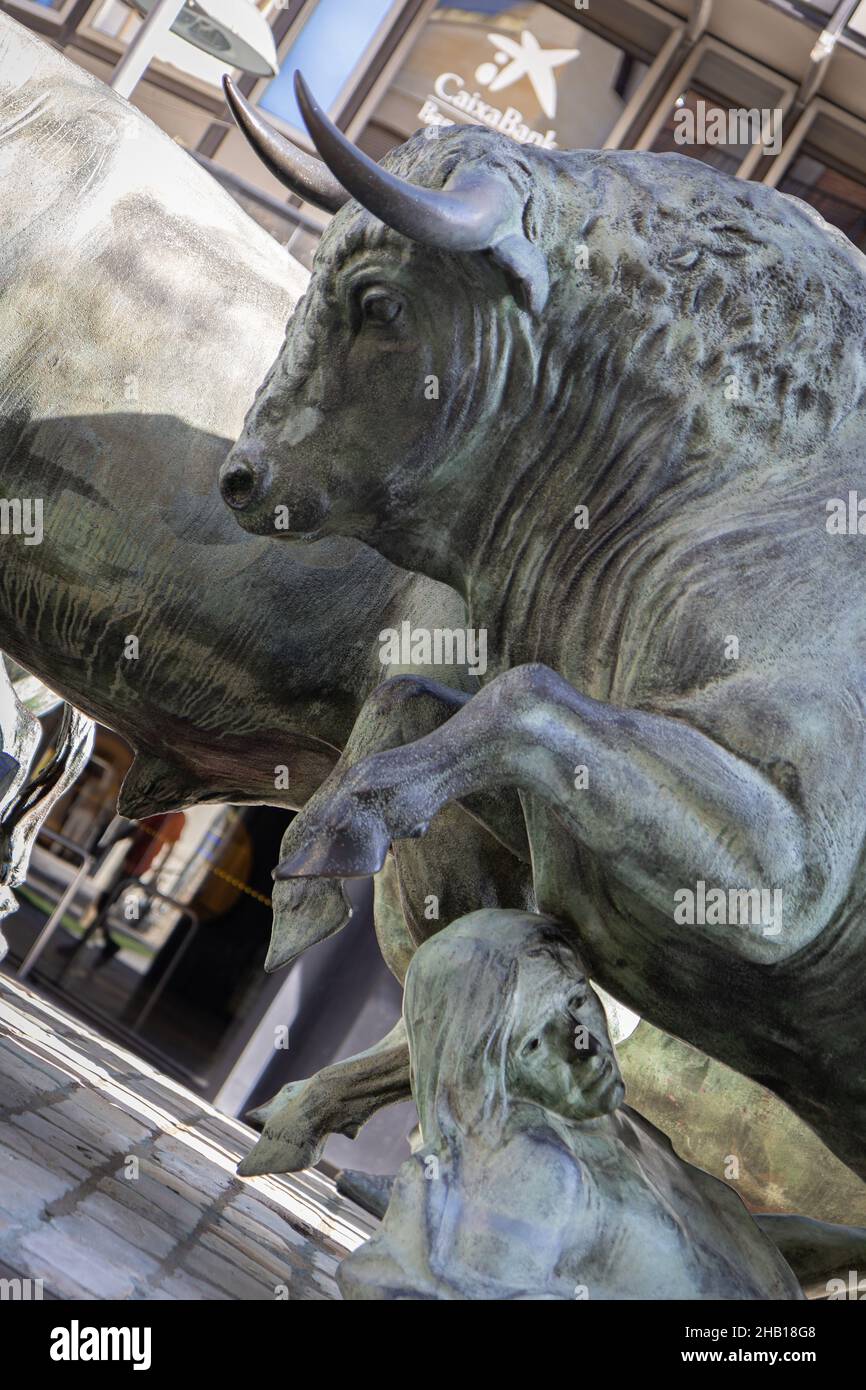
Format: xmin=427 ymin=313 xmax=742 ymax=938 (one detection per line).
xmin=5 ymin=0 xmax=866 ymax=262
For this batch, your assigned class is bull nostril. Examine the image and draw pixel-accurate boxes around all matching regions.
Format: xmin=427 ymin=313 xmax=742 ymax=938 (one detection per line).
xmin=221 ymin=463 xmax=255 ymax=509
xmin=220 ymin=460 xmax=258 ymax=510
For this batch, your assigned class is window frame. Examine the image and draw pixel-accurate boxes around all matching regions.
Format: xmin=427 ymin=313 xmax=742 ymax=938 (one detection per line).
xmin=761 ymin=94 xmax=866 ymax=190
xmin=603 ymin=22 xmax=685 ymax=150
xmin=1 ymin=0 xmax=79 ymax=26
xmin=633 ymin=34 xmax=798 ymax=178
xmin=243 ymin=0 xmax=413 ymax=149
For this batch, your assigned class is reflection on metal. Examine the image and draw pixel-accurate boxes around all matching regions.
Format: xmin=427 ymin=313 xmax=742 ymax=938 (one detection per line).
xmin=6 ymin=660 xmax=63 ymax=718
xmin=2 ymin=702 xmax=95 ymax=885
xmin=0 ymin=652 xmax=94 ymax=964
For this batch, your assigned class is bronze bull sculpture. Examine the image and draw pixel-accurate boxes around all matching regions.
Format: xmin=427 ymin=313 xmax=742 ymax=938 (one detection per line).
xmin=2 ymin=30 xmax=860 ymax=1218
xmin=221 ymin=75 xmax=866 ymax=1183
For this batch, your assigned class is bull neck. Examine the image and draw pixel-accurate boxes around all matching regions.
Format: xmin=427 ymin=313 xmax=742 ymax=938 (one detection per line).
xmin=357 ymin=452 xmax=611 ymax=680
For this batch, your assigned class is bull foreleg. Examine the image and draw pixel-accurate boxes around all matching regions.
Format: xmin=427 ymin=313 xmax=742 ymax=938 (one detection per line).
xmin=274 ymin=674 xmax=531 ymax=960
xmin=238 ymin=1017 xmax=410 ymax=1176
xmin=267 ymin=674 xmax=526 ymax=970
xmin=277 ymin=663 xmax=816 ymax=964
xmin=239 ymin=677 xmax=533 ymax=1176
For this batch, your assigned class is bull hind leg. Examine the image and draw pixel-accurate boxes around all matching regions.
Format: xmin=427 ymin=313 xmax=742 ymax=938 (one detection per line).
xmin=238 ymin=1016 xmax=411 ymax=1177
xmin=239 ymin=847 xmax=414 ymax=1176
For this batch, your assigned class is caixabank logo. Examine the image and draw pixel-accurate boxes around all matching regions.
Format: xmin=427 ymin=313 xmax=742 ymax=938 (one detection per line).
xmin=418 ymin=29 xmax=579 ymax=148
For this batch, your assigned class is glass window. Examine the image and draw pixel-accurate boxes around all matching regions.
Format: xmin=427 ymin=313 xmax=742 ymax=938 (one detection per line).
xmin=772 ymin=107 xmax=866 ymax=253
xmin=6 ymin=0 xmax=70 ymax=11
xmin=848 ymin=0 xmax=866 ymax=38
xmin=359 ymin=0 xmax=650 ymax=160
xmin=640 ymin=39 xmax=792 ymax=176
xmin=779 ymin=150 xmax=866 ymax=250
xmin=651 ymin=86 xmax=751 ymax=176
xmin=259 ymin=0 xmax=401 ymax=134
xmin=90 ymin=0 xmax=136 ymax=38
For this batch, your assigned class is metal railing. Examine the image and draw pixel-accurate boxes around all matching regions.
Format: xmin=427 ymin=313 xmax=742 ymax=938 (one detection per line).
xmin=17 ymin=826 xmax=93 ymax=980
xmin=89 ymin=877 xmax=201 ymax=1034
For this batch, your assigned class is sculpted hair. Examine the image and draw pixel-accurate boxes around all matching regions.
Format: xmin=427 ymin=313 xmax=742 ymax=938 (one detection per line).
xmin=404 ymin=912 xmax=581 ymax=1153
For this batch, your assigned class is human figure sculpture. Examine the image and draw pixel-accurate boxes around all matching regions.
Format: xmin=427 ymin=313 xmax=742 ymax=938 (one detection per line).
xmin=220 ymin=76 xmax=866 ymax=1181
xmin=338 ymin=912 xmax=864 ymax=1301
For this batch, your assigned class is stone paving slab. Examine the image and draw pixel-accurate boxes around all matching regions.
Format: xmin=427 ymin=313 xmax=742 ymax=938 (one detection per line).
xmin=0 ymin=974 xmax=376 ymax=1300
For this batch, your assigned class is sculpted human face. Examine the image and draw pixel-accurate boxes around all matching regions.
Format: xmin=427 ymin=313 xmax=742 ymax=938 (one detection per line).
xmin=508 ymin=954 xmax=625 ymax=1121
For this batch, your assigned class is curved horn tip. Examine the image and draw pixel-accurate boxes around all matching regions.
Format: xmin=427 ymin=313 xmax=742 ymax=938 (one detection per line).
xmin=293 ymin=70 xmax=318 ymax=127
xmin=221 ymin=73 xmax=348 ymax=215
xmin=222 ymin=73 xmax=244 ymax=117
xmin=290 ymin=70 xmax=511 ymax=253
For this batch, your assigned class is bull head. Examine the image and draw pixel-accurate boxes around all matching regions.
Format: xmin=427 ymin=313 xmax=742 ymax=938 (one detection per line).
xmin=223 ymin=73 xmax=549 ymax=314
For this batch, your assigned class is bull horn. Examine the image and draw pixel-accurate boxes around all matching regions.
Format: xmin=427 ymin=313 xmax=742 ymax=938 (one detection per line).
xmin=293 ymin=71 xmax=512 ymax=251
xmin=222 ymin=76 xmax=349 ymax=215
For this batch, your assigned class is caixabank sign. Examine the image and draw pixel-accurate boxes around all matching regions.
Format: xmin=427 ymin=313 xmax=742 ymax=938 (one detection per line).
xmin=418 ymin=27 xmax=579 ymax=148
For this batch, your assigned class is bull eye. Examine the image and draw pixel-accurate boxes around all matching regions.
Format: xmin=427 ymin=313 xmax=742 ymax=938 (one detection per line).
xmin=358 ymin=286 xmax=403 ymax=326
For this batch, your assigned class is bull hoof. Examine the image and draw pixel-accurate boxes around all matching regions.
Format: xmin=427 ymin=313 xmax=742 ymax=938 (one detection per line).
xmin=274 ymin=821 xmax=389 ymax=879
xmin=237 ymin=1126 xmax=325 ymax=1177
xmin=267 ymin=875 xmax=353 ymax=971
xmin=245 ymin=1079 xmax=304 ymax=1128
xmin=238 ymin=1092 xmax=328 ymax=1176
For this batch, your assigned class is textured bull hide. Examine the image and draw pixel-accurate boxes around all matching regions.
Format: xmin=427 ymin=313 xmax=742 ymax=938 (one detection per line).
xmin=0 ymin=16 xmax=533 ymax=1158
xmin=222 ymin=99 xmax=866 ymax=1182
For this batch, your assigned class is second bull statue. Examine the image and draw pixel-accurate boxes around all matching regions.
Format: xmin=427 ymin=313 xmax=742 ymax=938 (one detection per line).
xmin=0 ymin=15 xmax=529 ymax=1162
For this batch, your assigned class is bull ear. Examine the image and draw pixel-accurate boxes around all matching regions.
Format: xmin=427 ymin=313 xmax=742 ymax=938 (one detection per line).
xmin=488 ymin=232 xmax=549 ymax=315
